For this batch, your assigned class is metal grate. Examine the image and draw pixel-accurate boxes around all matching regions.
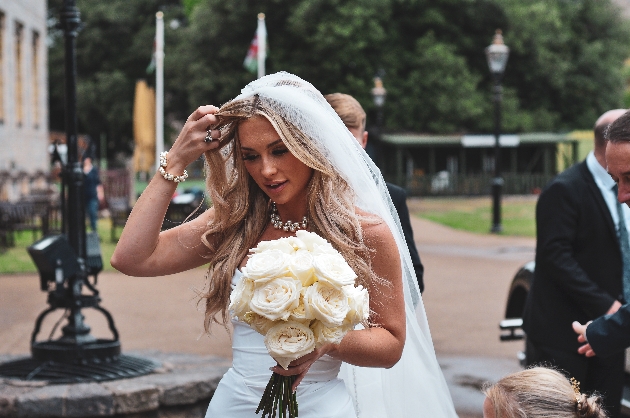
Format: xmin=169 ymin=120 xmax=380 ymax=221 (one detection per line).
xmin=0 ymin=355 xmax=158 ymax=384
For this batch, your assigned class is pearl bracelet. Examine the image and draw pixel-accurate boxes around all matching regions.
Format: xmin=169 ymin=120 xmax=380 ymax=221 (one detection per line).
xmin=158 ymin=151 xmax=188 ymax=183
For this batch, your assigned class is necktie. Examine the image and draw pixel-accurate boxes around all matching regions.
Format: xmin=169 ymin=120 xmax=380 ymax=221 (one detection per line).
xmin=613 ymin=184 xmax=630 ymax=302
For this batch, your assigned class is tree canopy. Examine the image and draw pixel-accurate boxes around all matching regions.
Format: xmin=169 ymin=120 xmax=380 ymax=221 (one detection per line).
xmin=48 ymin=0 xmax=630 ymax=160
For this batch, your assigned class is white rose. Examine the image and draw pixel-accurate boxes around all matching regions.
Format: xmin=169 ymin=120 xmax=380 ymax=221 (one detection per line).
xmin=312 ymin=253 xmax=357 ymax=288
xmin=250 ymin=277 xmax=302 ymax=321
xmin=252 ymin=237 xmax=299 ymax=254
xmin=289 ymin=296 xmax=315 ymax=323
xmin=229 ymin=275 xmax=255 ymax=319
xmin=243 ymin=249 xmax=289 ymax=282
xmin=243 ymin=311 xmax=275 ymax=335
xmin=343 ymin=284 xmax=370 ymax=325
xmin=311 ymin=320 xmax=350 ymax=348
xmin=282 ymin=236 xmax=308 ymax=253
xmin=311 ymin=244 xmax=340 ymax=256
xmin=288 ymin=250 xmax=316 ymax=287
xmin=295 ymin=230 xmax=330 ymax=252
xmin=303 ymin=281 xmax=349 ymax=327
xmin=264 ymin=321 xmax=316 ymax=370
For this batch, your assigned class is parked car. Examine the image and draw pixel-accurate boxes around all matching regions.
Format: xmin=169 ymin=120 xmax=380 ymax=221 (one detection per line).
xmin=500 ymin=262 xmax=630 ymax=416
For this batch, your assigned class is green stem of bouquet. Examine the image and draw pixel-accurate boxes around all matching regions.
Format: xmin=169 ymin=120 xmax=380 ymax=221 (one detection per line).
xmin=256 ymin=372 xmax=298 ymax=418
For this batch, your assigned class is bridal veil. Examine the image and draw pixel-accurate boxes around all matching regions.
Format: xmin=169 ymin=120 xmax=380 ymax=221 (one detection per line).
xmin=231 ymin=72 xmax=458 ymax=418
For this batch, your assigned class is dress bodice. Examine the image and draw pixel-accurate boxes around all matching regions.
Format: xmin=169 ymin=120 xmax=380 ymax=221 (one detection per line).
xmin=230 ymin=270 xmax=342 ymax=384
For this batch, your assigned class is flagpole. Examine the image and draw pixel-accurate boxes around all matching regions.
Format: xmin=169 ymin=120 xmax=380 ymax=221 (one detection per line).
xmin=257 ymin=13 xmax=266 ymax=79
xmin=155 ymin=11 xmax=165 ymax=172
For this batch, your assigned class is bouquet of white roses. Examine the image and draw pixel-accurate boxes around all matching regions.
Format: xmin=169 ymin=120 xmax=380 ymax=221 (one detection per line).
xmin=229 ymin=230 xmax=369 ymax=418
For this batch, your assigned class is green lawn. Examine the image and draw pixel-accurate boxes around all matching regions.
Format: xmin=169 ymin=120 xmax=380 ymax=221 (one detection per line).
xmin=0 ymin=175 xmax=208 ymax=275
xmin=0 ymin=218 xmax=118 ymax=275
xmin=0 ymin=195 xmax=538 ymax=274
xmin=410 ymin=195 xmax=538 ymax=237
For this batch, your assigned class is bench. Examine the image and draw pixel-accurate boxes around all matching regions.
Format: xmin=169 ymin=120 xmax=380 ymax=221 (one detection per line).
xmin=0 ymin=201 xmax=50 ymax=248
xmin=108 ymin=197 xmax=132 ymax=242
xmin=102 ymin=169 xmax=133 ymax=242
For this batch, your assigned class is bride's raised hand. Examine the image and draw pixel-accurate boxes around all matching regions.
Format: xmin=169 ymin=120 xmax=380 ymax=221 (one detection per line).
xmin=166 ymin=105 xmax=222 ymax=173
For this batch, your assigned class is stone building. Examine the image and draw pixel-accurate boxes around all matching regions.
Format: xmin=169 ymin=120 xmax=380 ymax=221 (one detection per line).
xmin=0 ymin=0 xmax=48 ymax=200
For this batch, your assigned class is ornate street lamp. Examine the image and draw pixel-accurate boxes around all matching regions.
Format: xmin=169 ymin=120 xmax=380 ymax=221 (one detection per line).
xmin=0 ymin=0 xmax=155 ymax=383
xmin=371 ymin=76 xmax=387 ymax=138
xmin=486 ymin=29 xmax=509 ymax=234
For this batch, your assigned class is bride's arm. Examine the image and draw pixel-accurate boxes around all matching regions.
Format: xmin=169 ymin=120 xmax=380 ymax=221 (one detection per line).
xmin=330 ymin=220 xmax=406 ymax=365
xmin=275 ymin=219 xmax=406 ymax=388
xmin=110 ymin=105 xmax=222 ymax=277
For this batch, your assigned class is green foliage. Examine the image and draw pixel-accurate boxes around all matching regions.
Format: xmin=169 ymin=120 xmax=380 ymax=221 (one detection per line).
xmin=182 ymin=0 xmax=203 ymax=17
xmin=47 ymin=0 xmax=630 ymax=159
xmin=387 ymin=32 xmax=485 ymax=133
xmin=498 ymin=0 xmax=630 ymax=131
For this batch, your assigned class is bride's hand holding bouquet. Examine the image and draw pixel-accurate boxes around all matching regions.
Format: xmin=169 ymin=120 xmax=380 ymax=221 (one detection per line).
xmin=229 ymin=230 xmax=369 ymax=418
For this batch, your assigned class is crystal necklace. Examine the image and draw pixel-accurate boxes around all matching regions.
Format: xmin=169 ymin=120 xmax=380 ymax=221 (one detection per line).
xmin=270 ymin=202 xmax=308 ymax=232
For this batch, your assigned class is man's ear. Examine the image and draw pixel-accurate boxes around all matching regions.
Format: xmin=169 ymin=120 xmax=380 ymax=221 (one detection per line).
xmin=361 ymin=131 xmax=369 ymax=148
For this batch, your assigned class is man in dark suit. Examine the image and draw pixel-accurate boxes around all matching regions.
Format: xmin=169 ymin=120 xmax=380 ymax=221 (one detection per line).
xmin=523 ymin=109 xmax=627 ymax=418
xmin=324 ymin=93 xmax=425 ymax=293
xmin=573 ymin=109 xmax=630 ymax=360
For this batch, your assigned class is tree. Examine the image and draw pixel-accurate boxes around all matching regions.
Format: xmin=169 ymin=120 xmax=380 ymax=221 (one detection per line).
xmin=496 ymin=0 xmax=630 ymax=132
xmin=48 ymin=0 xmax=630 ymax=161
xmin=48 ymin=0 xmax=183 ymax=165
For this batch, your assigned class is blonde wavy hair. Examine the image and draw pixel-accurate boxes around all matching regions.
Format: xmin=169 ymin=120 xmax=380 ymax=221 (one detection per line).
xmin=483 ymin=367 xmax=607 ymax=418
xmin=200 ymin=95 xmax=380 ymax=330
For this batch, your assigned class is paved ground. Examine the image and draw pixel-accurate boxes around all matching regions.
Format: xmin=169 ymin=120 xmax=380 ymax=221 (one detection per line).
xmin=0 ymin=200 xmax=535 ymax=417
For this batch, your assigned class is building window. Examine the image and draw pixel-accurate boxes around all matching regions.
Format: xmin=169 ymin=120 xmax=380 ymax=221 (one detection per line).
xmin=32 ymin=30 xmax=39 ymax=128
xmin=15 ymin=21 xmax=23 ymax=127
xmin=0 ymin=12 xmax=5 ymax=124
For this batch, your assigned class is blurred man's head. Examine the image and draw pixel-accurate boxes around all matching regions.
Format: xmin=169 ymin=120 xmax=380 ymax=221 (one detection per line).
xmin=594 ymin=109 xmax=626 ymax=162
xmin=604 ymin=109 xmax=630 ymax=205
xmin=324 ymin=93 xmax=368 ymax=148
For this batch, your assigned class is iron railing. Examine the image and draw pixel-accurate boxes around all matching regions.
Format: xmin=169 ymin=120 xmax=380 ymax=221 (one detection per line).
xmin=405 ymin=172 xmax=554 ymax=197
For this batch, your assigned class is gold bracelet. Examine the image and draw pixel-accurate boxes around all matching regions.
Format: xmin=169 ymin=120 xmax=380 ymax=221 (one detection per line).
xmin=158 ymin=151 xmax=188 ymax=183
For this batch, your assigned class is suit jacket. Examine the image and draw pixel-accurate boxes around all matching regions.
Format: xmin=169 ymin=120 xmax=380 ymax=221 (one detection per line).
xmin=386 ymin=182 xmax=425 ymax=293
xmin=586 ymin=304 xmax=630 ymax=358
xmin=522 ymin=160 xmax=623 ymax=352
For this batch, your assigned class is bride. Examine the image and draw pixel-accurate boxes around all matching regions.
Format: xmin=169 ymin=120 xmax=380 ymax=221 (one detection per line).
xmin=111 ymin=72 xmax=457 ymax=417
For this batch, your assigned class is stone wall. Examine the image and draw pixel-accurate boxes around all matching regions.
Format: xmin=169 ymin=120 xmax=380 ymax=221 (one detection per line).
xmin=0 ymin=352 xmax=231 ymax=418
xmin=0 ymin=0 xmax=48 ymax=174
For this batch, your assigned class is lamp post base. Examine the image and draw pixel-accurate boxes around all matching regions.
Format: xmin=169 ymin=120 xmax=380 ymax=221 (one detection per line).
xmin=0 ymin=350 xmax=157 ymax=384
xmin=32 ymin=339 xmax=121 ymax=364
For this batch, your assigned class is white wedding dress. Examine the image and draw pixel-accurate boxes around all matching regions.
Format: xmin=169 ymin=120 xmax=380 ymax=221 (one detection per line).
xmin=204 ymin=270 xmax=357 ymax=418
xmin=204 ymin=72 xmax=457 ymax=418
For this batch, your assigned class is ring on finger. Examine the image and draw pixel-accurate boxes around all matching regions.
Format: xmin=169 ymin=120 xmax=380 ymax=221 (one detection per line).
xmin=204 ymin=129 xmax=213 ymax=143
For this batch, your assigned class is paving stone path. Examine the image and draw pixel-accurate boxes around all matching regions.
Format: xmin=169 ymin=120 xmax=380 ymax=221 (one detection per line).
xmin=0 ymin=203 xmax=536 ymax=417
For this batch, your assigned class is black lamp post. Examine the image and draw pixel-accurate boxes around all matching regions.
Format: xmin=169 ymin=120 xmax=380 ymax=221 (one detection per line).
xmin=371 ymin=76 xmax=387 ymax=139
xmin=0 ymin=0 xmax=155 ymax=383
xmin=486 ymin=29 xmax=509 ymax=234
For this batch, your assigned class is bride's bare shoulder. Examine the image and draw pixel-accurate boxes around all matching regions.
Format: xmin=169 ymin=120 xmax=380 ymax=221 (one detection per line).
xmin=354 ymin=207 xmax=395 ymax=246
